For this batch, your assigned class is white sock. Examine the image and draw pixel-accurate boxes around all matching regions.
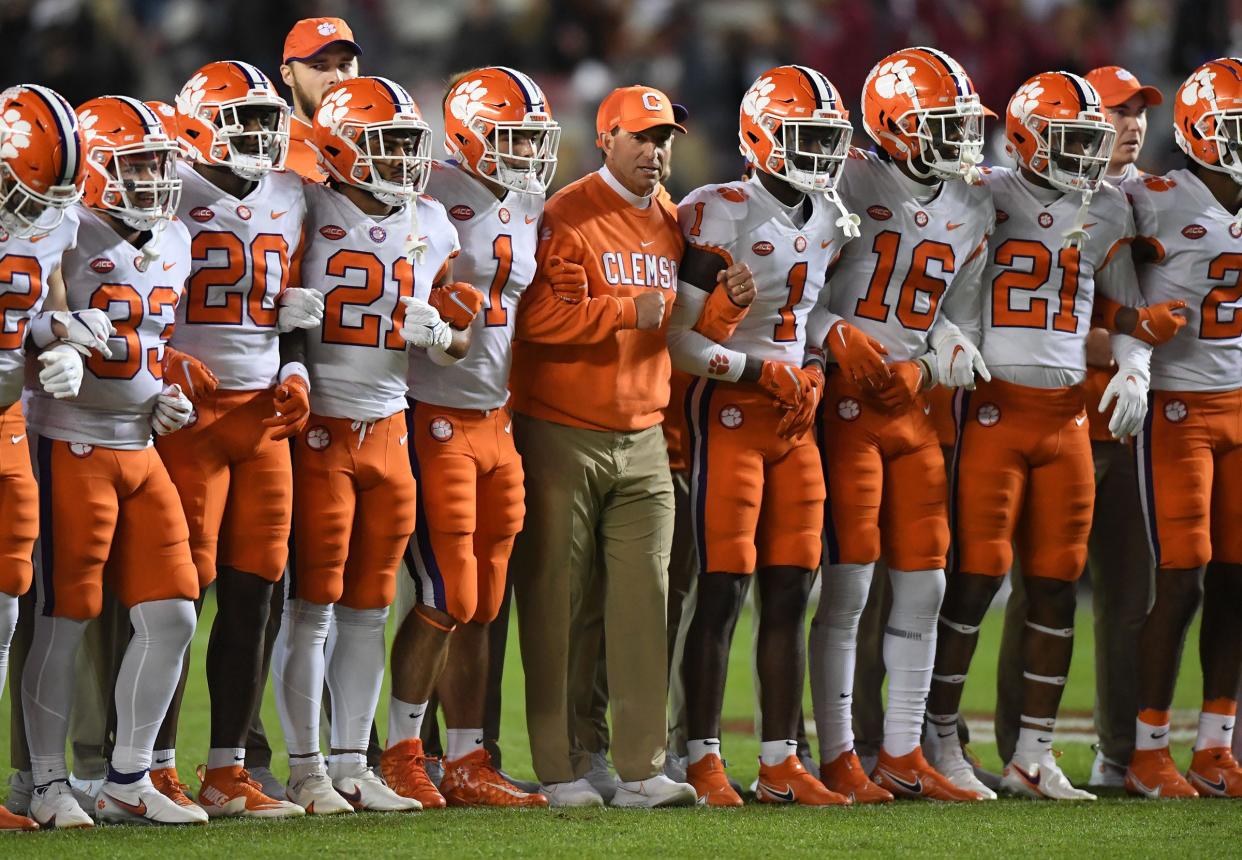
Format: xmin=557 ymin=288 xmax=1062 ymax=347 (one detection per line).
xmin=152 ymin=749 xmax=176 ymax=771
xmin=760 ymin=739 xmax=798 ymax=767
xmin=207 ymin=748 xmax=246 ymax=770
xmin=327 ymin=751 xmax=368 ymax=779
xmin=1197 ymin=709 xmax=1237 ymax=751
xmin=446 ymin=729 xmax=484 ymax=763
xmin=883 ymin=568 xmax=945 ymax=757
xmin=1136 ymin=715 xmax=1171 ymax=751
xmin=110 ymin=599 xmax=197 ymax=776
xmin=326 ymin=605 xmax=388 ymax=753
xmin=808 ymin=562 xmax=873 ymax=763
xmin=388 ymin=697 xmax=428 ymax=745
xmin=0 ymin=591 xmax=17 ymax=695
xmin=687 ymin=738 xmax=722 ymax=765
xmin=22 ymin=614 xmax=87 ymax=785
xmin=924 ymin=712 xmax=959 ymax=754
xmin=1015 ymin=722 xmax=1055 ymax=759
xmin=273 ymin=598 xmax=333 ymax=759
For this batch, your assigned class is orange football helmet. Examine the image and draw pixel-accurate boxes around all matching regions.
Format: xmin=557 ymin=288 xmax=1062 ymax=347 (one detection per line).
xmin=862 ymin=46 xmax=987 ymax=181
xmin=313 ymin=76 xmax=431 ymax=205
xmin=0 ymin=84 xmax=83 ymax=238
xmin=1174 ymin=57 xmax=1242 ymax=182
xmin=77 ymin=96 xmax=181 ymax=230
xmin=1006 ymin=72 xmax=1115 ymax=194
xmin=444 ymin=66 xmax=559 ymax=194
xmin=176 ymin=61 xmax=289 ymax=179
xmin=145 ymin=100 xmax=192 ymax=160
xmin=739 ymin=65 xmax=852 ymax=195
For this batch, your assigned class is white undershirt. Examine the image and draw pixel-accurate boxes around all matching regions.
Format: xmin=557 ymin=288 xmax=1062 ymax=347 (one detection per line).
xmin=599 ymin=164 xmax=652 ymax=209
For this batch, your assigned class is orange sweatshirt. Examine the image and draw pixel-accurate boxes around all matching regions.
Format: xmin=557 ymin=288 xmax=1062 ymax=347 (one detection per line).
xmin=286 ymin=117 xmax=327 ymax=183
xmin=512 ymin=170 xmax=683 ymax=432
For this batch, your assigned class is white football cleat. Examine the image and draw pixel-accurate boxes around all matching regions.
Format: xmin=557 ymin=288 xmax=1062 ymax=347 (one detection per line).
xmin=610 ymin=774 xmax=697 ymax=808
xmin=287 ymin=771 xmax=354 ymax=815
xmin=585 ymin=751 xmax=619 ymax=802
xmin=331 ymin=766 xmax=421 ymax=812
xmin=5 ymin=771 xmax=33 ymax=815
xmin=539 ymin=778 xmax=604 ymax=808
xmin=1087 ymin=748 xmax=1126 ymax=788
xmin=247 ymin=766 xmax=287 ymax=801
xmin=69 ymin=775 xmax=104 ymax=804
xmin=96 ymin=776 xmax=209 ymax=825
xmin=926 ymin=739 xmax=997 ymax=800
xmin=1002 ymin=751 xmax=1097 ymax=801
xmin=29 ymin=781 xmax=93 ymax=829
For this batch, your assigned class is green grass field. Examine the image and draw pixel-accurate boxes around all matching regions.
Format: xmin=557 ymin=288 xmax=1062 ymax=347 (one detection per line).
xmin=1 ymin=591 xmax=1238 ymax=857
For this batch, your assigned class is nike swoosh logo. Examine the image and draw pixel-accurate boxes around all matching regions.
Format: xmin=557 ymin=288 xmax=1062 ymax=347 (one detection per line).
xmin=1224 ymin=723 xmax=1236 ymax=732
xmin=483 ymin=781 xmax=529 ymax=798
xmin=163 ymin=262 xmax=176 ymax=271
xmin=1141 ymin=319 xmax=1157 ymax=339
xmin=936 ymin=731 xmax=956 ymax=739
xmin=474 ymin=737 xmax=484 ymax=744
xmin=338 ymin=785 xmax=362 ymax=805
xmin=1075 ymin=415 xmax=1087 ymax=426
xmin=1017 ymin=766 xmax=1042 ymax=787
xmin=1191 ymin=772 xmax=1228 ymax=795
xmin=155 ymin=757 xmax=173 ymax=765
xmin=104 ymin=792 xmax=147 ymax=816
xmin=30 ymin=234 xmax=47 ymax=243
xmin=233 ymin=755 xmax=245 ymax=762
xmin=946 ymin=221 xmax=965 ymax=230
xmin=10 ymin=434 xmax=24 ymax=444
xmin=271 ymin=210 xmax=287 ymax=219
xmin=1128 ymin=773 xmax=1159 ymax=796
xmin=821 ymin=240 xmax=832 ymax=248
xmin=839 ymin=692 xmax=850 ymax=698
xmin=1083 ymin=222 xmax=1097 ymax=229
xmin=525 ymin=215 xmax=537 ymax=224
xmin=758 ymin=782 xmax=795 ymax=802
xmin=1037 ymin=738 xmax=1052 ymax=745
xmin=640 ymin=241 xmax=655 ymax=247
xmin=1151 ymin=730 xmax=1168 ymax=739
xmin=400 ymin=433 xmax=409 ymax=445
xmin=882 ymin=771 xmax=923 ymax=794
xmin=504 ymin=421 xmax=512 ymax=434
xmin=923 ymin=403 xmax=932 ymax=415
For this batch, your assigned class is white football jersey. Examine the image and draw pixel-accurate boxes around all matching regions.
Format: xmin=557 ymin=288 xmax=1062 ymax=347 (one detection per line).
xmin=0 ymin=210 xmax=79 ymax=406
xmin=26 ymin=206 xmax=189 ymax=448
xmin=978 ymin=167 xmax=1137 ymax=387
xmin=678 ymin=174 xmax=850 ymax=362
xmin=301 ymin=183 xmax=459 ymax=421
xmin=408 ymin=160 xmax=540 ymax=410
xmin=828 ymin=149 xmax=994 ymax=359
xmin=171 ymin=162 xmax=307 ymax=389
xmin=1125 ymin=169 xmax=1242 ymax=392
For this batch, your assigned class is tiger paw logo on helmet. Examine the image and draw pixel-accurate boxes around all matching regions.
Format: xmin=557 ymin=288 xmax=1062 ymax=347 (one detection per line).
xmin=0 ymin=107 xmax=32 ymax=160
xmin=316 ymin=88 xmax=354 ymax=132
xmin=175 ymin=73 xmax=209 ymax=121
xmin=1180 ymin=68 xmax=1218 ymax=106
xmin=870 ymin=59 xmax=917 ymax=100
xmin=77 ymin=109 xmax=99 ymax=141
xmin=1008 ymin=81 xmax=1045 ymax=123
xmin=449 ymin=79 xmax=490 ymax=125
xmin=741 ymin=76 xmax=776 ymax=121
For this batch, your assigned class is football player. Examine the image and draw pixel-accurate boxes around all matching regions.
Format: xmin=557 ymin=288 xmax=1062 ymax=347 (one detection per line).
xmin=0 ymin=84 xmax=86 ymax=832
xmin=21 ymin=95 xmax=205 ymax=827
xmin=147 ymin=60 xmax=316 ymax=819
xmin=272 ymin=76 xmax=467 ymax=815
xmin=924 ymin=72 xmax=1151 ymax=801
xmin=382 ymin=67 xmax=554 ymax=809
xmin=280 ymin=17 xmax=361 ymax=182
xmin=806 ymin=46 xmax=993 ymax=803
xmin=1123 ymin=58 xmax=1242 ymax=798
xmin=667 ymin=65 xmax=854 ymax=806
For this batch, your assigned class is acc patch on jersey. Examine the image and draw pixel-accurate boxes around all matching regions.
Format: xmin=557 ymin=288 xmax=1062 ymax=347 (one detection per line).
xmin=429 ymin=416 xmax=454 ymax=441
xmin=1163 ymin=399 xmax=1188 ymax=423
xmin=976 ymin=403 xmax=1001 ymax=426
xmin=306 ymin=425 xmax=332 ymax=451
xmin=718 ymin=405 xmax=743 ymax=429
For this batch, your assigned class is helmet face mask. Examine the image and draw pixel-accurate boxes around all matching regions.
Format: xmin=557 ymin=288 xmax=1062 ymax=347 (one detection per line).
xmin=905 ymin=99 xmax=985 ymax=180
xmin=94 ymin=142 xmax=181 ymax=230
xmin=0 ymin=84 xmax=84 ymax=238
xmin=1193 ymin=110 xmax=1242 ymax=183
xmin=468 ymin=118 xmax=559 ymax=194
xmin=346 ymin=120 xmax=432 ymax=205
xmin=206 ymin=99 xmax=290 ymax=179
xmin=1030 ymin=118 xmax=1116 ymax=193
xmin=0 ymin=161 xmax=77 ymax=238
xmin=767 ymin=117 xmax=852 ymax=194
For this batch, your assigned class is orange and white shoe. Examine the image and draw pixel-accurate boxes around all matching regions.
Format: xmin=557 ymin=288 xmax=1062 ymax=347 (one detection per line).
xmin=440 ymin=750 xmax=548 ymax=808
xmin=380 ymin=739 xmax=447 ymax=809
xmin=150 ymin=766 xmax=206 ymax=815
xmin=871 ymin=748 xmax=984 ymax=802
xmin=1186 ymin=747 xmax=1242 ymax=797
xmin=196 ymin=765 xmax=305 ymax=819
xmin=1125 ymin=748 xmax=1199 ymax=799
xmin=756 ymin=756 xmax=850 ymax=806
xmin=820 ymin=750 xmax=893 ymax=804
xmin=686 ymin=754 xmax=744 ymax=807
xmin=0 ymin=805 xmax=38 ymax=831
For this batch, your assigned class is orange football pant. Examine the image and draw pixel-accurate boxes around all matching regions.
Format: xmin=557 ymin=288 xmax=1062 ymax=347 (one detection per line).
xmin=405 ymin=401 xmax=525 ymax=624
xmin=31 ymin=435 xmax=199 ymax=619
xmin=0 ymin=401 xmax=37 ymax=596
xmin=950 ymin=377 xmax=1094 ymax=581
xmin=291 ymin=412 xmax=416 ymax=609
xmin=684 ymin=378 xmax=824 ymax=574
xmin=819 ymin=369 xmax=948 ymax=571
xmin=1137 ymin=388 xmax=1242 ymax=570
xmin=156 ymin=388 xmax=292 ymax=587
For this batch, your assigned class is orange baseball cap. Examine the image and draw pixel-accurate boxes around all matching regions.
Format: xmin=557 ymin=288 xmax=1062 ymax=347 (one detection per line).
xmin=283 ymin=17 xmax=362 ymax=64
xmin=1085 ymin=66 xmax=1163 ymax=108
xmin=595 ymin=85 xmax=688 ymax=146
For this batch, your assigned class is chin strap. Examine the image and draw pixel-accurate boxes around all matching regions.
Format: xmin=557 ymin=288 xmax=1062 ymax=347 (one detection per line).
xmin=961 ymin=150 xmax=985 ymax=185
xmin=135 ymin=219 xmax=167 ymax=273
xmin=404 ymin=201 xmax=427 ymax=265
xmin=1062 ymin=190 xmax=1093 ymax=250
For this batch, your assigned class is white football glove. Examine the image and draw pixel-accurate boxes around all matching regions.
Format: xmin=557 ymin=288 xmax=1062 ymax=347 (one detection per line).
xmin=30 ymin=309 xmax=115 ymax=357
xmin=151 ymin=383 xmax=193 ymax=436
xmin=37 ymin=342 xmax=84 ymax=400
xmin=927 ymin=321 xmax=990 ymax=389
xmin=277 ymin=288 xmax=325 ymax=333
xmin=1099 ymin=366 xmax=1149 ymax=439
xmin=398 ymin=296 xmax=453 ymax=350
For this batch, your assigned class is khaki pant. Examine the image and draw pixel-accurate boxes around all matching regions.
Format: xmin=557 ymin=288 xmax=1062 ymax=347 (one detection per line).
xmin=511 ymin=414 xmax=673 ymax=784
xmin=995 ymin=439 xmax=1153 ymax=763
xmin=665 ymin=469 xmax=697 ymax=756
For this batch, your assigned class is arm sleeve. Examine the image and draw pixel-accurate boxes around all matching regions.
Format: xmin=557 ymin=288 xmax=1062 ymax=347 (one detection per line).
xmin=939 ymin=238 xmax=988 ymax=345
xmin=666 ymin=282 xmax=746 ymax=382
xmin=1110 ymin=331 xmax=1152 ymax=379
xmin=1095 ymin=242 xmax=1144 ymax=308
xmin=515 ymin=215 xmax=636 ymax=344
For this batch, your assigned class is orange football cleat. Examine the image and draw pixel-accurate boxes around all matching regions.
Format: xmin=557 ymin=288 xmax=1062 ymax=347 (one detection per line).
xmin=1186 ymin=748 xmax=1242 ymax=798
xmin=440 ymin=750 xmax=548 ymax=808
xmin=380 ymin=738 xmax=447 ymax=809
xmin=820 ymin=750 xmax=893 ymax=804
xmin=0 ymin=805 xmax=38 ymax=831
xmin=871 ymin=748 xmax=983 ymax=802
xmin=686 ymin=754 xmax=744 ymax=807
xmin=1125 ymin=748 xmax=1199 ymax=798
xmin=150 ymin=766 xmax=202 ymax=810
xmin=196 ymin=765 xmax=304 ymax=818
xmin=756 ymin=755 xmax=851 ymax=806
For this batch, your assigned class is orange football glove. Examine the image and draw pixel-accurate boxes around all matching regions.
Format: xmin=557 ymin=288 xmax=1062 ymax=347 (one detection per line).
xmin=872 ymin=360 xmax=927 ymax=412
xmin=1132 ymin=300 xmax=1188 ymax=346
xmin=546 ymin=255 xmax=588 ymax=304
xmin=693 ymin=281 xmax=750 ymax=343
xmin=263 ymin=374 xmax=310 ymax=441
xmin=428 ymin=282 xmax=485 ymax=330
xmin=759 ymin=360 xmax=812 ymax=410
xmin=777 ymin=363 xmax=824 ymax=440
xmin=161 ymin=346 xmax=218 ymax=402
xmin=827 ymin=320 xmax=891 ymax=389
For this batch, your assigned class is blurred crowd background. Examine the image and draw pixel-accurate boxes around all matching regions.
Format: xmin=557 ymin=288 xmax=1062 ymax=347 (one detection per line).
xmin=0 ymin=0 xmax=1235 ymax=198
